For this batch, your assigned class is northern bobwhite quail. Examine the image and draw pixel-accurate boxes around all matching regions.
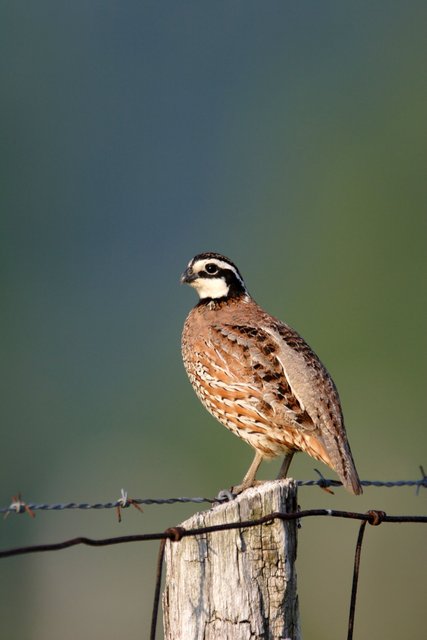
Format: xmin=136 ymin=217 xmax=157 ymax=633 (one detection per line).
xmin=181 ymin=252 xmax=362 ymax=495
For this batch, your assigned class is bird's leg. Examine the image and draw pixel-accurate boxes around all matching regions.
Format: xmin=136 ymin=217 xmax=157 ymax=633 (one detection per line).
xmin=277 ymin=451 xmax=295 ymax=479
xmin=231 ymin=450 xmax=264 ymax=494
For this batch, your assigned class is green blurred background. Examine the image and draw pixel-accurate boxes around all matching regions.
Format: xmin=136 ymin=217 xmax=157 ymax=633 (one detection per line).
xmin=1 ymin=2 xmax=426 ymax=639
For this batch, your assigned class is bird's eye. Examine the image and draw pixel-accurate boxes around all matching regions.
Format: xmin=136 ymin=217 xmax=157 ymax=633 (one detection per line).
xmin=205 ymin=263 xmax=219 ymax=275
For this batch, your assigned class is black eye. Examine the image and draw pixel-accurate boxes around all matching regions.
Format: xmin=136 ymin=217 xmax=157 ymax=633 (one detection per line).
xmin=205 ymin=263 xmax=219 ymax=275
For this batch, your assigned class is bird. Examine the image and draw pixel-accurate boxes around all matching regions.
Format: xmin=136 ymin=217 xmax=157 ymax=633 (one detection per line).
xmin=181 ymin=252 xmax=362 ymax=495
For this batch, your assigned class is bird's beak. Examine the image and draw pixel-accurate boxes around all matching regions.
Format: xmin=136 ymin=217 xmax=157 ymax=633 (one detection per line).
xmin=181 ymin=266 xmax=197 ymax=284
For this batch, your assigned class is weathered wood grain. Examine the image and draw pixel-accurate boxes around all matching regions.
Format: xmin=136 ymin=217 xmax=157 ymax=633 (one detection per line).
xmin=163 ymin=479 xmax=301 ymax=639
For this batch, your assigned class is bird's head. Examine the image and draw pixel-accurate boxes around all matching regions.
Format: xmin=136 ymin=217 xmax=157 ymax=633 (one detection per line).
xmin=181 ymin=252 xmax=248 ymax=302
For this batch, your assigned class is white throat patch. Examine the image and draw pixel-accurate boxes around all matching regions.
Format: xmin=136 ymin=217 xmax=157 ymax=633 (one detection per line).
xmin=190 ymin=277 xmax=229 ymax=299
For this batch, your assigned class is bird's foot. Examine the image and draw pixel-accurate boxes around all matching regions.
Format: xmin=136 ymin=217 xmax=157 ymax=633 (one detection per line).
xmin=230 ymin=479 xmax=267 ymax=495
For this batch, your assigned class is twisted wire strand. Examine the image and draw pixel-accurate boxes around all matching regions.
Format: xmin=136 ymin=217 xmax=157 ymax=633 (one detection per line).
xmin=1 ymin=472 xmax=426 ymax=515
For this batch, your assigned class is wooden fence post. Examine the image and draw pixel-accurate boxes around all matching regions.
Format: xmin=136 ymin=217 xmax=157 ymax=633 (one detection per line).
xmin=162 ymin=479 xmax=301 ymax=640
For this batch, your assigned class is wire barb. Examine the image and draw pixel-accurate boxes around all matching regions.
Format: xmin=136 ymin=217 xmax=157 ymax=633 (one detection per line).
xmin=3 ymin=494 xmax=35 ymax=520
xmin=115 ymin=489 xmax=144 ymax=523
xmin=313 ymin=468 xmax=335 ymax=494
xmin=416 ymin=465 xmax=427 ymax=495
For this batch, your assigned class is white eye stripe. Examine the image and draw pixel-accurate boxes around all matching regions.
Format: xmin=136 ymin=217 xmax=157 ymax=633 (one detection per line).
xmin=192 ymin=259 xmax=245 ymax=287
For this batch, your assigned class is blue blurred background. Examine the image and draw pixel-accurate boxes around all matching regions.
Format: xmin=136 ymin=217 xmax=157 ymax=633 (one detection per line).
xmin=1 ymin=2 xmax=426 ymax=638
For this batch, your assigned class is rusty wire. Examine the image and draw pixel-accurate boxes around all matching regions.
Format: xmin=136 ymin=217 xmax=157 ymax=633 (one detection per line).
xmin=1 ymin=507 xmax=426 ymax=639
xmin=146 ymin=510 xmax=426 ymax=640
xmin=150 ymin=538 xmax=167 ymax=640
xmin=1 ymin=509 xmax=425 ymax=559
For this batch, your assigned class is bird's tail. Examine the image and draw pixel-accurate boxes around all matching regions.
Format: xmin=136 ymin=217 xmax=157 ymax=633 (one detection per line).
xmin=342 ymin=459 xmax=363 ymax=495
xmin=329 ymin=440 xmax=363 ymax=495
xmin=305 ymin=433 xmax=363 ymax=495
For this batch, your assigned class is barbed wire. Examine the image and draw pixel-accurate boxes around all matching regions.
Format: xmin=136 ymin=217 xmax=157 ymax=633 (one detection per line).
xmin=1 ymin=470 xmax=425 ymax=638
xmin=1 ymin=506 xmax=426 ymax=640
xmin=1 ymin=469 xmax=426 ymax=517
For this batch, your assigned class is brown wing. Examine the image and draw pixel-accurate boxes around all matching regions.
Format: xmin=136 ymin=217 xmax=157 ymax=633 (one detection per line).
xmin=263 ymin=318 xmax=362 ymax=494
